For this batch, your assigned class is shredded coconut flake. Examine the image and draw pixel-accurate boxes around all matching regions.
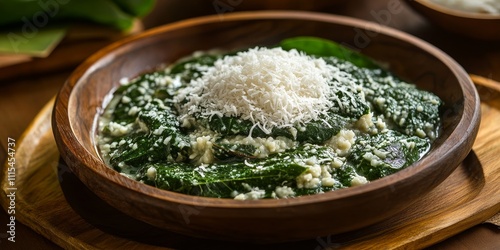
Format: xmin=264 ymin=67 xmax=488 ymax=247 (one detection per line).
xmin=176 ymin=47 xmax=347 ymax=132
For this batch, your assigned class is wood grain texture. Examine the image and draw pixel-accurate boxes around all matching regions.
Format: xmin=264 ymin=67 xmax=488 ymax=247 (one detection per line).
xmin=0 ymin=82 xmax=498 ymax=249
xmin=50 ymin=11 xmax=481 ymax=242
xmin=470 ymin=74 xmax=500 ymax=102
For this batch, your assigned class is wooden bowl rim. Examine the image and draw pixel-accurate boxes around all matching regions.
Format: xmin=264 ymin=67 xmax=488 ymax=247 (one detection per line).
xmin=54 ymin=10 xmax=480 ymax=209
xmin=410 ymin=0 xmax=500 ymax=20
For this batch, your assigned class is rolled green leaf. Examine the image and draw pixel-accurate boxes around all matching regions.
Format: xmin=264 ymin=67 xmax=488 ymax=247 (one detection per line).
xmin=139 ymin=149 xmax=309 ymax=198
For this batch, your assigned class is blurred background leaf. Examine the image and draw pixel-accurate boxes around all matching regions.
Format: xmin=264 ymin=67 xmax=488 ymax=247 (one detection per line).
xmin=0 ymin=0 xmax=155 ymax=56
xmin=0 ymin=25 xmax=66 ymax=56
xmin=0 ymin=0 xmax=155 ymax=31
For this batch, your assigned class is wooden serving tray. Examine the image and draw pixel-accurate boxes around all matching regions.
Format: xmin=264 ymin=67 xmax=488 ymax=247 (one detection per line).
xmin=1 ymin=78 xmax=499 ymax=249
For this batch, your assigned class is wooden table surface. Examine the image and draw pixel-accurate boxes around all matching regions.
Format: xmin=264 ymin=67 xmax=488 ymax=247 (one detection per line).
xmin=0 ymin=0 xmax=498 ymax=249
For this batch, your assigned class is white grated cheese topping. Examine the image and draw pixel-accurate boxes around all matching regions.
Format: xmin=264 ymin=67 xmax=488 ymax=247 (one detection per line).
xmin=176 ymin=47 xmax=352 ymax=133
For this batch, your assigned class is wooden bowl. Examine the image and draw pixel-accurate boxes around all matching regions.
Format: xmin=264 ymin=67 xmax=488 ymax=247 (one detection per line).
xmin=52 ymin=11 xmax=481 ymax=242
xmin=405 ymin=0 xmax=500 ymax=40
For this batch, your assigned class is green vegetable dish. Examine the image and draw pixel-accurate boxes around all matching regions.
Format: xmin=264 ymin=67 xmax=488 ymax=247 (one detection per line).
xmin=97 ymin=37 xmax=442 ymax=200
